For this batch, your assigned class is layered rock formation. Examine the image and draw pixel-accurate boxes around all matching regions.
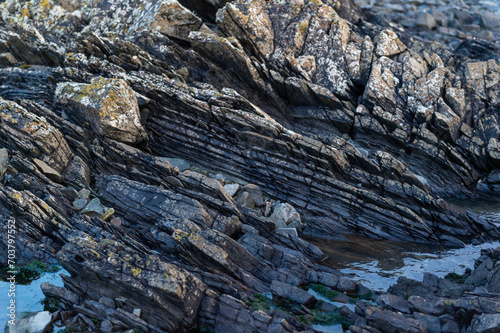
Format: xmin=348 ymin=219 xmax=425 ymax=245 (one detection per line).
xmin=0 ymin=0 xmax=499 ymax=331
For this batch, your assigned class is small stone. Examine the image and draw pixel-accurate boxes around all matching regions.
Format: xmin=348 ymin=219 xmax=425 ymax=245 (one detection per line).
xmin=0 ymin=52 xmax=18 ymax=66
xmin=337 ymin=276 xmax=357 ymax=293
xmin=270 ymin=280 xmax=316 ymax=306
xmin=480 ymin=11 xmax=500 ymax=29
xmin=99 ymin=297 xmax=116 ymax=309
xmin=223 ymin=183 xmax=241 ymax=197
xmin=417 ymin=12 xmax=437 ymax=30
xmin=110 ymin=217 xmax=122 ymax=227
xmin=269 ymin=203 xmax=301 ymax=228
xmin=488 ymin=138 xmax=500 ymax=166
xmin=432 ymin=9 xmax=449 ymax=27
xmin=462 ymin=24 xmax=481 ymax=33
xmin=166 ymin=176 xmax=184 ymax=187
xmin=56 ymin=78 xmax=147 ymax=144
xmin=478 ymin=30 xmax=494 ymax=42
xmin=379 ymin=294 xmax=410 ymax=314
xmin=236 ymin=191 xmax=255 ymax=209
xmin=133 ymin=308 xmax=141 ymax=317
xmin=242 ymin=184 xmax=264 ymax=207
xmin=80 ymin=198 xmax=106 ymax=218
xmin=78 ymin=188 xmax=91 ymax=200
xmin=61 ymin=187 xmax=79 ymax=201
xmin=415 ymin=105 xmax=433 ymax=123
xmin=454 ymin=10 xmax=476 ymax=25
xmin=357 ymin=147 xmax=369 ymax=157
xmin=264 ymin=201 xmax=272 ymax=217
xmin=100 ymin=320 xmax=113 ymax=332
xmin=33 ymin=158 xmax=62 ymax=183
xmin=0 ymin=148 xmax=9 ymax=173
xmin=73 ymin=198 xmax=88 ymax=211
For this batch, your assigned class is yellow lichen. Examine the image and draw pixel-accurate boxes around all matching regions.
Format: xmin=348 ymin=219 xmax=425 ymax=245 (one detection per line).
xmin=131 ymin=268 xmax=142 ymax=276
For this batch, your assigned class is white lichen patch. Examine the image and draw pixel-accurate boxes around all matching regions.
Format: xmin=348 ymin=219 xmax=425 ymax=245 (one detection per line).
xmin=374 ymin=29 xmax=407 ymax=57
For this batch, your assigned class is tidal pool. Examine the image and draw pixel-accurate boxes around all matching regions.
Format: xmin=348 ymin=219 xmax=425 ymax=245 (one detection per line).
xmin=0 ymin=264 xmax=67 ymax=330
xmin=306 ymin=198 xmax=500 ymax=291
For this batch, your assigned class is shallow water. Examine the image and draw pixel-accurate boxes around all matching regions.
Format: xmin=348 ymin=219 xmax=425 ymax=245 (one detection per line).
xmin=307 ymin=199 xmax=500 ymax=292
xmin=0 ymin=266 xmax=68 ymax=330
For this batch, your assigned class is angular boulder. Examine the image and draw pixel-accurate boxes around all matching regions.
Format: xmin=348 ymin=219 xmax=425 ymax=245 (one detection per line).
xmin=56 ymin=78 xmax=147 ymax=144
xmin=374 ymin=29 xmax=407 ymax=57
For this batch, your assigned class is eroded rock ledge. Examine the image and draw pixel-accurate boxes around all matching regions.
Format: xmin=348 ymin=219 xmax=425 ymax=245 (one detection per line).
xmin=0 ymin=0 xmax=499 ymax=332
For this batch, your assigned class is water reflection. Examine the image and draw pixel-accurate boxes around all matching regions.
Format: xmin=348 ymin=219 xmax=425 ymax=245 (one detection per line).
xmin=306 ymin=198 xmax=500 ymax=291
xmin=308 ymin=234 xmax=500 ymax=291
xmin=0 ymin=266 xmax=68 ymax=330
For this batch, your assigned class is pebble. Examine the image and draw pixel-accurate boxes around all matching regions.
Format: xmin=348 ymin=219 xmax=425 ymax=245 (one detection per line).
xmin=110 ymin=217 xmax=122 ymax=227
xmin=80 ymin=198 xmax=106 ymax=217
xmin=224 ymin=183 xmax=241 ymax=197
xmin=100 ymin=320 xmax=113 ymax=332
xmin=417 ymin=12 xmax=437 ymax=30
xmin=480 ymin=10 xmax=500 ymax=29
xmin=78 ymin=188 xmax=91 ymax=200
xmin=73 ymin=198 xmax=88 ymax=211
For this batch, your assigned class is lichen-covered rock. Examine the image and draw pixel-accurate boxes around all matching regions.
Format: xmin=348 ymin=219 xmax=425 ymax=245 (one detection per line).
xmin=374 ymin=29 xmax=407 ymax=57
xmin=56 ymin=78 xmax=147 ymax=144
xmin=0 ymin=0 xmax=209 ymax=41
xmin=0 ymin=98 xmax=72 ymax=173
xmin=57 ymin=236 xmax=207 ymax=331
xmin=364 ymin=56 xmax=400 ymax=111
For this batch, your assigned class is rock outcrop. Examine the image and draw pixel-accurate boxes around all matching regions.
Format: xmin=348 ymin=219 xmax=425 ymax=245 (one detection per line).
xmin=0 ymin=0 xmax=499 ymax=331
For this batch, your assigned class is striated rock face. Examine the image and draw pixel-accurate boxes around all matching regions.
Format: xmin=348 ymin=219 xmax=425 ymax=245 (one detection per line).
xmin=58 ymin=236 xmax=207 ymax=331
xmin=0 ymin=97 xmax=72 ymax=172
xmin=0 ymin=0 xmax=499 ymax=331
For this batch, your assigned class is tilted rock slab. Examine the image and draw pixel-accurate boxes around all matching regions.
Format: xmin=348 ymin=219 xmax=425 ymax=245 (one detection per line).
xmin=0 ymin=97 xmax=72 ymax=172
xmin=57 ymin=236 xmax=207 ymax=331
